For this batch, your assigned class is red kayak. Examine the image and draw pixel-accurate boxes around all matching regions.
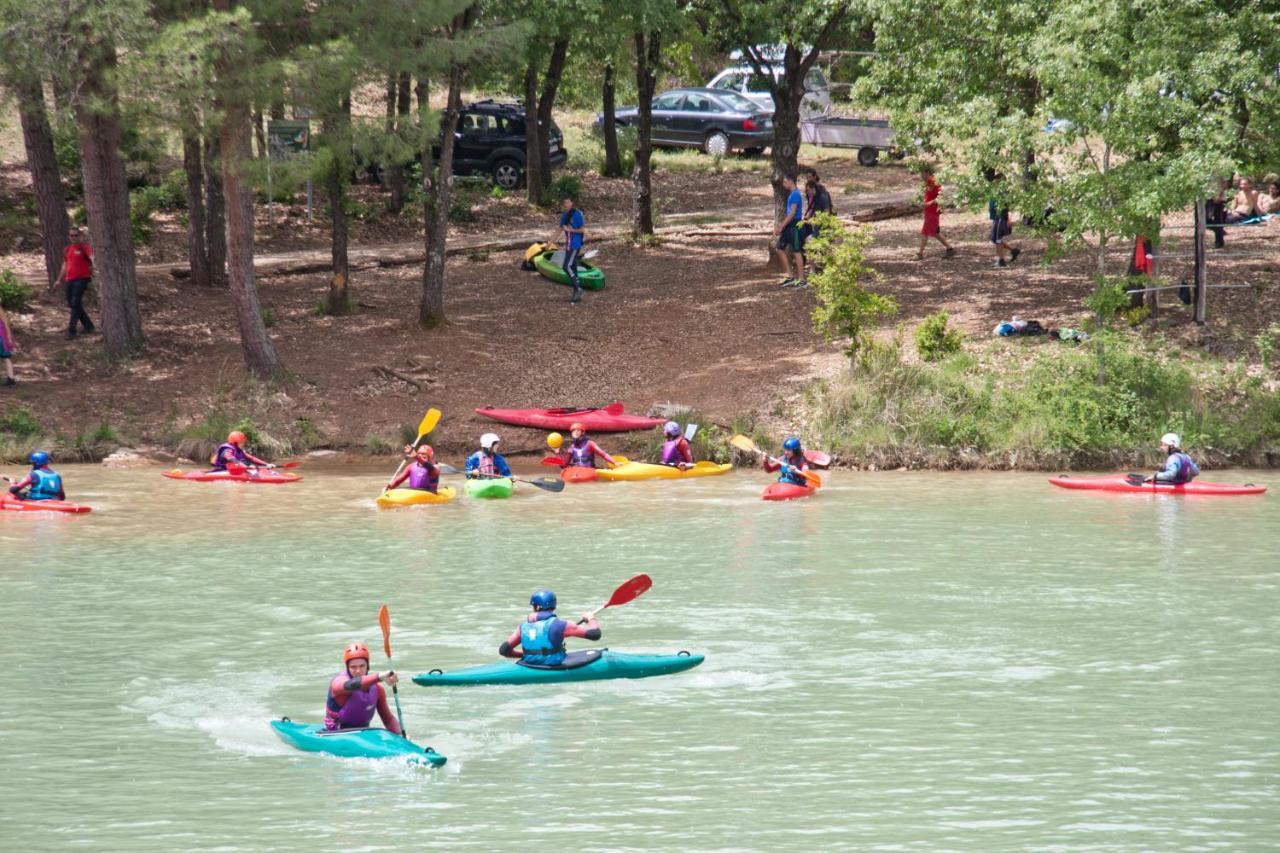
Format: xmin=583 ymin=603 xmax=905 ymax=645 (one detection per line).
xmin=163 ymin=468 xmax=302 ymax=484
xmin=562 ymin=466 xmax=599 ymax=483
xmin=762 ymin=482 xmax=816 ymax=501
xmin=476 ymin=405 xmax=663 ymax=433
xmin=1 ymin=493 xmax=92 ymax=514
xmin=1049 ymin=475 xmax=1266 ymax=496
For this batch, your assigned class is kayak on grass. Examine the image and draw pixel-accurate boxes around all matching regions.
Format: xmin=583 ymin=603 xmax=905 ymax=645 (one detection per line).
xmin=412 ymin=648 xmax=704 ymax=686
xmin=532 ymin=249 xmax=606 ymax=290
xmin=269 ymin=719 xmax=446 ymax=767
xmin=762 ymin=482 xmax=817 ymax=501
xmin=476 ymin=406 xmax=663 ymax=432
xmin=466 ymin=477 xmax=514 ymax=499
xmin=375 ymin=486 xmax=457 ymax=508
xmin=163 ymin=468 xmax=301 ymax=484
xmin=0 ymin=493 xmax=92 ymax=514
xmin=1048 ymin=475 xmax=1266 ymax=496
xmin=596 ymin=460 xmax=733 ymax=482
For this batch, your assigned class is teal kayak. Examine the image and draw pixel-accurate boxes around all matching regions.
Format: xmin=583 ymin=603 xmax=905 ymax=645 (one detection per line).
xmin=269 ymin=719 xmax=447 ymax=766
xmin=412 ymin=648 xmax=704 ymax=686
xmin=465 ymin=477 xmax=514 ymax=499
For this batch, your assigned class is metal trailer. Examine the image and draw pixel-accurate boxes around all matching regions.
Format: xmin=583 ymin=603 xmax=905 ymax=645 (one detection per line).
xmin=799 ymin=116 xmax=897 ymax=166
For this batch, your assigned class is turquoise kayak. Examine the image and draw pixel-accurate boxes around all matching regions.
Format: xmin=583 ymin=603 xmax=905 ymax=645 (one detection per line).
xmin=412 ymin=648 xmax=704 ymax=686
xmin=465 ymin=477 xmax=514 ymax=499
xmin=269 ymin=719 xmax=447 ymax=766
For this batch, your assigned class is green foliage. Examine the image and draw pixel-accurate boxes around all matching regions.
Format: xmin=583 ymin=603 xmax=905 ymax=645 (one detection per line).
xmin=805 ymin=213 xmax=896 ymax=358
xmin=1255 ymin=324 xmax=1280 ymax=372
xmin=365 ymin=435 xmax=394 ymax=455
xmin=914 ymin=310 xmax=963 ymax=361
xmin=1085 ymin=277 xmax=1133 ymax=325
xmin=177 ymin=413 xmax=289 ymax=464
xmin=0 ymin=269 xmax=35 ymax=312
xmin=551 ymin=174 xmax=582 ymax=202
xmin=0 ymin=407 xmax=43 ymax=439
xmin=128 ymin=177 xmax=187 ymax=244
xmin=294 ymin=417 xmax=323 ymax=450
xmin=448 ymin=177 xmax=490 ymax=223
xmin=260 ymin=307 xmax=275 ymax=328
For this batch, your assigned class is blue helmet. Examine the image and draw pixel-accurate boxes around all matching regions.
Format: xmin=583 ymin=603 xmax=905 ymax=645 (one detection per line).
xmin=663 ymin=420 xmax=680 ymax=436
xmin=782 ymin=437 xmax=801 ymax=452
xmin=530 ymin=588 xmax=557 ymax=611
xmin=29 ymin=450 xmax=50 ymax=467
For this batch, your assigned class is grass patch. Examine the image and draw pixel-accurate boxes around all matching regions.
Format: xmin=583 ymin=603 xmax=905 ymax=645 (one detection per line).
xmin=176 ymin=412 xmax=293 ymax=464
xmin=365 ymin=435 xmax=396 ymax=455
xmin=0 ymin=269 xmax=35 ymax=311
xmin=0 ymin=406 xmax=46 ymax=463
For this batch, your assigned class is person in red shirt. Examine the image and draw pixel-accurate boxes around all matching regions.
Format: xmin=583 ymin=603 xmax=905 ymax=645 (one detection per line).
xmin=916 ymin=170 xmax=956 ymax=260
xmin=54 ymin=226 xmax=95 ymax=339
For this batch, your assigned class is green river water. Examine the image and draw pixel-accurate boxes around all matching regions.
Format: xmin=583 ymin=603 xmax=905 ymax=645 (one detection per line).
xmin=1 ymin=464 xmax=1277 ymax=851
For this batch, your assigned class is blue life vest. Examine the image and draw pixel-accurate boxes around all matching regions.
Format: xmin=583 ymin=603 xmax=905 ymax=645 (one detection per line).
xmin=519 ymin=612 xmax=567 ymax=666
xmin=27 ymin=467 xmax=62 ymax=501
xmin=778 ymin=452 xmax=808 ymax=486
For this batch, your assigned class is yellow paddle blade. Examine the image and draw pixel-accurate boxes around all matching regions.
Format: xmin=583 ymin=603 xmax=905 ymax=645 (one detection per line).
xmin=693 ymin=460 xmax=726 ymax=469
xmin=804 ymin=470 xmax=823 ymax=488
xmin=729 ymin=434 xmax=760 ymax=454
xmin=415 ymin=408 xmax=441 ymax=443
xmin=611 ymin=455 xmax=630 ymax=466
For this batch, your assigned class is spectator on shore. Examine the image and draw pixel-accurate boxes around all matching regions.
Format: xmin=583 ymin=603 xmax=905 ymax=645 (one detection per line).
xmin=1206 ymin=178 xmax=1230 ymax=248
xmin=1226 ymin=177 xmax=1259 ymax=222
xmin=0 ymin=303 xmax=16 ymax=386
xmin=1257 ymin=177 xmax=1280 ymax=214
xmin=916 ymin=170 xmax=955 ymax=260
xmin=555 ymin=195 xmax=586 ymax=304
xmin=53 ymin=226 xmax=95 ymax=339
xmin=988 ymin=199 xmax=1021 ymax=268
xmin=772 ymin=174 xmax=806 ymax=288
xmin=799 ymin=168 xmax=833 ymax=263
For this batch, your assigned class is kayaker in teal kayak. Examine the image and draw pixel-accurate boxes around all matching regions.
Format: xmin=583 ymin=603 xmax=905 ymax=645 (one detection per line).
xmin=763 ymin=437 xmax=811 ymax=486
xmin=387 ymin=443 xmax=440 ymax=493
xmin=560 ymin=422 xmax=617 ymax=469
xmin=499 ymin=589 xmax=601 ymax=666
xmin=6 ymin=450 xmax=65 ymax=502
xmin=212 ymin=430 xmax=273 ymax=472
xmin=465 ymin=433 xmax=513 ymax=479
xmin=659 ymin=421 xmax=693 ymax=469
xmin=324 ymin=642 xmax=402 ymax=733
xmin=1145 ymin=433 xmax=1201 ymax=484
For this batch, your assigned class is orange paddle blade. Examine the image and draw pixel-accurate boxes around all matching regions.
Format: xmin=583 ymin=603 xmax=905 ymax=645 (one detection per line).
xmin=803 ymin=469 xmax=823 ymax=488
xmin=378 ymin=605 xmax=392 ymax=658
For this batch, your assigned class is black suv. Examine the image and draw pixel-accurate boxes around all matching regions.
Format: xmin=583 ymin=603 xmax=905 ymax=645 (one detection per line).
xmin=446 ymin=100 xmax=568 ymax=190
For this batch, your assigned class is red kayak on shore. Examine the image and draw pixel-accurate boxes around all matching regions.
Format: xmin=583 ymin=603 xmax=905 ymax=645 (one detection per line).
xmin=1 ymin=493 xmax=92 ymax=514
xmin=163 ymin=468 xmax=302 ymax=484
xmin=1049 ymin=475 xmax=1266 ymax=496
xmin=476 ymin=405 xmax=663 ymax=432
xmin=762 ymin=482 xmax=816 ymax=501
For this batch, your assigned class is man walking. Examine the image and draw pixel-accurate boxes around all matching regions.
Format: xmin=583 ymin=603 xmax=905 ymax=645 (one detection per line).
xmin=772 ymin=174 xmax=806 ymax=287
xmin=53 ymin=226 xmax=95 ymax=338
xmin=557 ymin=195 xmax=586 ymax=305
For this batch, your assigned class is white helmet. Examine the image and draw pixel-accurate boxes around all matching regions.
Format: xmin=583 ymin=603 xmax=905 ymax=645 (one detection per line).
xmin=480 ymin=432 xmax=500 ymax=450
xmin=1161 ymin=432 xmax=1180 ymax=448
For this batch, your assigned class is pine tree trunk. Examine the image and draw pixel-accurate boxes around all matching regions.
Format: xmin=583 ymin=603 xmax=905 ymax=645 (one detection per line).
xmin=632 ymin=31 xmax=661 ymax=236
xmin=13 ymin=75 xmax=69 ymax=286
xmin=221 ymin=97 xmax=284 ymax=378
xmin=601 ymin=62 xmax=622 ymax=178
xmin=536 ymin=38 xmax=569 ymax=191
xmin=252 ymin=107 xmax=266 ymax=159
xmin=203 ymin=130 xmax=228 ymax=287
xmin=523 ymin=61 xmax=543 ymax=204
xmin=385 ymin=72 xmax=405 ymax=213
xmin=326 ymin=95 xmax=352 ymax=316
xmin=421 ymin=63 xmax=463 ymax=327
xmin=767 ymin=47 xmax=806 ymax=216
xmin=74 ymin=44 xmax=144 ymax=357
xmin=182 ymin=124 xmax=211 ymax=288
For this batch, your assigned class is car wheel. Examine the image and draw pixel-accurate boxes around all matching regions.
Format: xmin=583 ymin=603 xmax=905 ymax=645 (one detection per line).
xmin=857 ymin=146 xmax=879 ymax=167
xmin=703 ymin=131 xmax=730 ymax=157
xmin=491 ymin=158 xmax=523 ymax=190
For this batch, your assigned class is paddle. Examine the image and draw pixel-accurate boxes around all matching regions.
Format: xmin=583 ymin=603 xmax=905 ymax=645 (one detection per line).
xmin=456 ymin=469 xmax=565 ymax=492
xmin=730 ymin=434 xmax=822 ymax=487
xmin=383 ymin=408 xmax=442 ymax=494
xmin=577 ymin=574 xmax=654 ymax=624
xmin=377 ymin=605 xmax=407 ymax=739
xmin=541 ymin=455 xmax=566 ymax=467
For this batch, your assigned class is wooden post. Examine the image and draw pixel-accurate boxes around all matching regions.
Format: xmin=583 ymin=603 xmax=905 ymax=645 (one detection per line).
xmin=1148 ymin=235 xmax=1159 ymax=319
xmin=1193 ymin=198 xmax=1207 ymax=325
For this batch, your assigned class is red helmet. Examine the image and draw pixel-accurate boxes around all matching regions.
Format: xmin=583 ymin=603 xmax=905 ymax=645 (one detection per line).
xmin=415 ymin=444 xmax=434 ymax=460
xmin=343 ymin=642 xmax=370 ymax=664
xmin=570 ymin=422 xmax=585 ymax=433
xmin=227 ymin=431 xmax=247 ymax=446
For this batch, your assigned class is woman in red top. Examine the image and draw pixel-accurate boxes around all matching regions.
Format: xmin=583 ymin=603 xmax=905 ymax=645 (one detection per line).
xmin=54 ymin=226 xmax=95 ymax=339
xmin=916 ymin=170 xmax=955 ymax=260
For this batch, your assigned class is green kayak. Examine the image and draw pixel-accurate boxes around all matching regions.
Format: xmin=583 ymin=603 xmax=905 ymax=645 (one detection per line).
xmin=533 ymin=250 xmax=606 ymax=290
xmin=269 ymin=719 xmax=447 ymax=766
xmin=412 ymin=648 xmax=703 ymax=686
xmin=465 ymin=476 xmax=514 ymax=499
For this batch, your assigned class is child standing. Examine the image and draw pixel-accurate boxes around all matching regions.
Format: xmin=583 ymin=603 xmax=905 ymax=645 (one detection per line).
xmin=0 ymin=303 xmax=16 ymax=386
xmin=916 ymin=170 xmax=955 ymax=260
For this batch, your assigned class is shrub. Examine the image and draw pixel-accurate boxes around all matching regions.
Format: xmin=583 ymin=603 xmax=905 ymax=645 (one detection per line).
xmin=914 ymin=310 xmax=963 ymax=361
xmin=0 ymin=407 xmax=42 ymax=438
xmin=805 ymin=212 xmax=896 ymax=359
xmin=366 ymin=435 xmax=394 ymax=455
xmin=260 ymin=307 xmax=275 ymax=328
xmin=550 ymin=174 xmax=582 ymax=202
xmin=0 ymin=269 xmax=35 ymax=311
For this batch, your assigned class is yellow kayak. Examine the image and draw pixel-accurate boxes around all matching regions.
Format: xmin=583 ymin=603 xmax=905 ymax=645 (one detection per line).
xmin=375 ymin=486 xmax=457 ymax=508
xmin=596 ymin=460 xmax=732 ymax=482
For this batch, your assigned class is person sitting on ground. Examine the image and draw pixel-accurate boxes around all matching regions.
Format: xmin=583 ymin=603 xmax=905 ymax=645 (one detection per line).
xmin=211 ymin=430 xmax=272 ymax=471
xmin=387 ymin=443 xmax=440 ymax=493
xmin=560 ymin=422 xmax=617 ymax=469
xmin=466 ymin=432 xmax=513 ymax=479
xmin=1226 ymin=177 xmax=1259 ymax=222
xmin=916 ymin=169 xmax=956 ymax=260
xmin=499 ymin=588 xmax=602 ymax=666
xmin=323 ymin=643 xmax=401 ymax=733
xmin=658 ymin=421 xmax=693 ymax=469
xmin=1145 ymin=433 xmax=1200 ymax=484
xmin=763 ymin=437 xmax=810 ymax=486
xmin=7 ymin=450 xmax=64 ymax=502
xmin=772 ymin=174 xmax=807 ymax=288
xmin=1257 ymin=178 xmax=1280 ymax=215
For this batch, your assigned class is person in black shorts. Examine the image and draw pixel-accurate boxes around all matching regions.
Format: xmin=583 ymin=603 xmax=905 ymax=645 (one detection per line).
xmin=772 ymin=174 xmax=806 ymax=287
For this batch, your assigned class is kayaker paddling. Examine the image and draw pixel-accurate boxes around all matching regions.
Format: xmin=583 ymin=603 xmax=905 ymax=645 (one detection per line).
xmin=764 ymin=437 xmax=811 ymax=487
xmin=1145 ymin=433 xmax=1200 ymax=485
xmin=659 ymin=420 xmax=693 ymax=470
xmin=6 ymin=450 xmax=65 ymax=502
xmin=560 ymin=422 xmax=617 ymax=469
xmin=387 ymin=443 xmax=440 ymax=494
xmin=212 ymin=430 xmax=273 ymax=472
xmin=465 ymin=433 xmax=513 ymax=480
xmin=499 ymin=588 xmax=601 ymax=666
xmin=324 ymin=642 xmax=402 ymax=733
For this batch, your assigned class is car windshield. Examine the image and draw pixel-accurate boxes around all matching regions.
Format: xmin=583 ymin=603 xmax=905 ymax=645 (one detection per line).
xmin=715 ymin=91 xmax=760 ymax=113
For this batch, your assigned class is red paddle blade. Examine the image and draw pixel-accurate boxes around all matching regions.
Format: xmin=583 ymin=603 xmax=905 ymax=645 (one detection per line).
xmin=603 ymin=402 xmax=624 ymax=415
xmin=377 ymin=605 xmax=392 ymax=658
xmin=605 ymin=574 xmax=653 ymax=609
xmin=541 ymin=455 xmax=566 ymax=467
xmin=279 ymin=461 xmax=302 ymax=469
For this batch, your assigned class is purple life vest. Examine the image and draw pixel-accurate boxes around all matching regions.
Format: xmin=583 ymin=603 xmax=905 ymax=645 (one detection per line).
xmin=212 ymin=442 xmax=246 ymax=470
xmin=324 ymin=672 xmax=379 ymax=730
xmin=476 ymin=452 xmax=497 ymax=476
xmin=568 ymin=438 xmax=595 ymax=468
xmin=406 ymin=461 xmax=438 ymax=492
xmin=661 ymin=438 xmax=688 ymax=465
